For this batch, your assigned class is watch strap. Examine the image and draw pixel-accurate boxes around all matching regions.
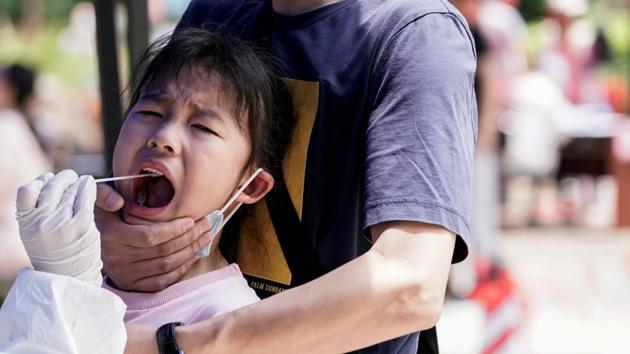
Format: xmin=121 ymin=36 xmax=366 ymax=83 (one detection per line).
xmin=156 ymin=322 xmax=184 ymax=354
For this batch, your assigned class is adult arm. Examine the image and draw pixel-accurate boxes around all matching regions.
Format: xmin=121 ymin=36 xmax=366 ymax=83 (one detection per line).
xmin=124 ymin=220 xmax=455 ymax=354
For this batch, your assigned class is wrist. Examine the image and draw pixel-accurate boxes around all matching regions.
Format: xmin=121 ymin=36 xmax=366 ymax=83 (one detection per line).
xmin=175 ymin=322 xmax=205 ymax=353
xmin=177 ymin=313 xmax=235 ymax=354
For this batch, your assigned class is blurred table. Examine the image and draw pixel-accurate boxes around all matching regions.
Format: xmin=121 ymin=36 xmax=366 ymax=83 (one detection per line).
xmin=612 ymin=116 xmax=630 ymax=227
xmin=556 ymin=113 xmax=630 ymax=227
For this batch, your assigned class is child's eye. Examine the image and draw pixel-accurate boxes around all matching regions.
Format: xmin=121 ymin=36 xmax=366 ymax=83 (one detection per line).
xmin=192 ymin=123 xmax=218 ymax=136
xmin=137 ymin=111 xmax=162 ymax=118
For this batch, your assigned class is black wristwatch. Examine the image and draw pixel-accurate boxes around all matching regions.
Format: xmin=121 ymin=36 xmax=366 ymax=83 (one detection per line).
xmin=156 ymin=322 xmax=185 ymax=354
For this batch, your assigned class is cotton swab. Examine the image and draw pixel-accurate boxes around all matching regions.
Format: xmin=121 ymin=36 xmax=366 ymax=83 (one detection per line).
xmin=94 ymin=173 xmax=162 ymax=183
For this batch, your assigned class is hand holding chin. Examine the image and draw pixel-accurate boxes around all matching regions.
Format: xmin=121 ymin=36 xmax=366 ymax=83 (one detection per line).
xmin=95 ymin=183 xmax=214 ymax=291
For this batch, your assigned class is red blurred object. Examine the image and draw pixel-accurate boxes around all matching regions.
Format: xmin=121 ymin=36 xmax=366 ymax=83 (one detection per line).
xmin=605 ymin=77 xmax=629 ymax=114
xmin=469 ymin=258 xmax=527 ymax=354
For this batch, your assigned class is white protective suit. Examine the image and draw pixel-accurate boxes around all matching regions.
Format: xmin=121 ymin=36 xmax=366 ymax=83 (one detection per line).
xmin=0 ymin=268 xmax=126 ymax=354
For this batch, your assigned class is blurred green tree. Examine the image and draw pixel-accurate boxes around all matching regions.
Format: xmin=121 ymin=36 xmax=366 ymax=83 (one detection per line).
xmin=0 ymin=0 xmax=83 ymax=25
xmin=518 ymin=0 xmax=546 ymax=22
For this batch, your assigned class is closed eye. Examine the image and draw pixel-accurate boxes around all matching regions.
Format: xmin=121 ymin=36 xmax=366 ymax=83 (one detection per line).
xmin=192 ymin=123 xmax=218 ymax=136
xmin=137 ymin=111 xmax=162 ymax=118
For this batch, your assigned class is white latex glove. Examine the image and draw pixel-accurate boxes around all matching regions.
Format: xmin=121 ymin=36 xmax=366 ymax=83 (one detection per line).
xmin=16 ymin=170 xmax=103 ymax=286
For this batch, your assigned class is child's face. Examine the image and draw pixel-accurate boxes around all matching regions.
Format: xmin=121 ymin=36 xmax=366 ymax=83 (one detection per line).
xmin=112 ymin=70 xmax=252 ymax=224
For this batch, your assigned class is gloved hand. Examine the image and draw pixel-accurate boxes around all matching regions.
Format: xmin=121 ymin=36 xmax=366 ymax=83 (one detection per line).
xmin=16 ymin=170 xmax=103 ymax=286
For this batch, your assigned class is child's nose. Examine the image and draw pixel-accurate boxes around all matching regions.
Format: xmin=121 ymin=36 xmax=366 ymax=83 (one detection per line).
xmin=147 ymin=125 xmax=181 ymax=154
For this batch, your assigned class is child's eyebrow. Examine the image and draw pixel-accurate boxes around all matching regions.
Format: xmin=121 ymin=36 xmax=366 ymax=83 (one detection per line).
xmin=139 ymin=92 xmax=171 ymax=104
xmin=190 ymin=102 xmax=227 ymax=125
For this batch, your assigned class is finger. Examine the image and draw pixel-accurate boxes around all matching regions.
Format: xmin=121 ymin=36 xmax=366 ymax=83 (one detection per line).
xmin=59 ymin=179 xmax=80 ymax=211
xmin=104 ymin=229 xmax=211 ymax=289
xmin=37 ymin=170 xmax=79 ymax=210
xmin=123 ymin=217 xmax=196 ymax=248
xmin=74 ymin=175 xmax=97 ymax=217
xmin=123 ymin=217 xmax=210 ymax=261
xmin=35 ymin=172 xmax=55 ymax=183
xmin=132 ymin=258 xmax=199 ymax=292
xmin=95 ymin=183 xmax=124 ymax=212
xmin=16 ymin=172 xmax=54 ymax=213
xmin=129 ymin=231 xmax=212 ymax=279
xmin=143 ymin=217 xmax=213 ymax=258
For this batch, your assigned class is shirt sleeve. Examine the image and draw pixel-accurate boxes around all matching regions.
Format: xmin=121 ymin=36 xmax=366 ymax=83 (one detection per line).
xmin=363 ymin=12 xmax=477 ymax=263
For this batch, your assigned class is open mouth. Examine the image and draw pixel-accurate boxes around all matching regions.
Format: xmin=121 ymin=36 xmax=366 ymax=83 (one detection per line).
xmin=133 ymin=168 xmax=175 ymax=208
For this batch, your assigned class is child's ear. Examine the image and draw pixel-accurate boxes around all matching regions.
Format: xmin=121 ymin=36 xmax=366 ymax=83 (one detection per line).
xmin=236 ymin=170 xmax=274 ymax=205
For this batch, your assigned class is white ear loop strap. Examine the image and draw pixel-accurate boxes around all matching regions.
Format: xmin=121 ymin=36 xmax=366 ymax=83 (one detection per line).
xmin=219 ymin=168 xmax=264 ymax=215
xmin=215 ymin=167 xmax=263 ymax=231
xmin=219 ymin=201 xmax=242 ymax=230
xmin=197 ymin=168 xmax=264 ymax=259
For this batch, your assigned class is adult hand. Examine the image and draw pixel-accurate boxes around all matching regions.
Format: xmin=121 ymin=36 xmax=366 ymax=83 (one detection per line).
xmin=16 ymin=170 xmax=103 ymax=286
xmin=95 ymin=183 xmax=213 ymax=292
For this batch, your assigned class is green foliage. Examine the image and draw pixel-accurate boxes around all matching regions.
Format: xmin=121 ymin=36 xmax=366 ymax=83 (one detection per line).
xmin=0 ymin=0 xmax=20 ymax=21
xmin=606 ymin=11 xmax=630 ymax=56
xmin=601 ymin=11 xmax=630 ymax=80
xmin=0 ymin=0 xmax=84 ymax=24
xmin=42 ymin=0 xmax=85 ymax=22
xmin=518 ymin=0 xmax=547 ymax=22
xmin=0 ymin=25 xmax=98 ymax=88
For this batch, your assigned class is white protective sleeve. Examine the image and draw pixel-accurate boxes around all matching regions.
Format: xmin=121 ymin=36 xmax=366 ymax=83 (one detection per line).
xmin=0 ymin=268 xmax=127 ymax=354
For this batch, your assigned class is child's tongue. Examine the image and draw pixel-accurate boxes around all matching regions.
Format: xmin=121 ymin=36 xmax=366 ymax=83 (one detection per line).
xmin=136 ymin=176 xmax=175 ymax=208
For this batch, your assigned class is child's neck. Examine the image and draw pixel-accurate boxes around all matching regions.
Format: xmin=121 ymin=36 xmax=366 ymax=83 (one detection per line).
xmin=181 ymin=252 xmax=229 ymax=281
xmin=180 ymin=234 xmax=230 ymax=281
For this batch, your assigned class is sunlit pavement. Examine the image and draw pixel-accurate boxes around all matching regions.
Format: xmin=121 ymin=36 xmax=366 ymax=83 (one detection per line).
xmin=497 ymin=228 xmax=630 ymax=354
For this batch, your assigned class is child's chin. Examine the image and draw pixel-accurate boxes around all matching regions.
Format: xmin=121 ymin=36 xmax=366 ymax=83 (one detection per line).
xmin=121 ymin=208 xmax=172 ymax=225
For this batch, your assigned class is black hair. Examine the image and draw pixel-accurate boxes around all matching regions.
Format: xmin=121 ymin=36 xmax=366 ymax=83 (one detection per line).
xmin=2 ymin=64 xmax=48 ymax=153
xmin=4 ymin=64 xmax=35 ymax=108
xmin=126 ymin=28 xmax=295 ymax=262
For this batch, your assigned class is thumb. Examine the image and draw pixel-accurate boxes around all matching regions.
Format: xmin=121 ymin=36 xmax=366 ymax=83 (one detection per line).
xmin=96 ymin=183 xmax=124 ymax=212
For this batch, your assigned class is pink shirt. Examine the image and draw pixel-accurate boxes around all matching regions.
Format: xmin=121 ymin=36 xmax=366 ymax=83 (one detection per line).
xmin=103 ymin=264 xmax=259 ymax=329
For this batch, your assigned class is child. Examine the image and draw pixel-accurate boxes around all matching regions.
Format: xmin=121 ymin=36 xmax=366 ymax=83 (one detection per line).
xmin=15 ymin=28 xmax=295 ymax=329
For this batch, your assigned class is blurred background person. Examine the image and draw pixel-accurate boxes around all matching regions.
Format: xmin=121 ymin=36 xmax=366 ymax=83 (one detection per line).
xmin=450 ymin=1 xmax=528 ymax=353
xmin=538 ymin=0 xmax=611 ymax=108
xmin=463 ymin=0 xmax=529 ymax=262
xmin=526 ymin=0 xmax=621 ymax=229
xmin=0 ymin=63 xmax=51 ymax=295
